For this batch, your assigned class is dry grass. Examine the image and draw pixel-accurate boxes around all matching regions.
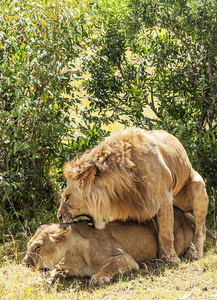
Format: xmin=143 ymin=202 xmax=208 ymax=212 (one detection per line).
xmin=0 ymin=238 xmax=217 ymax=300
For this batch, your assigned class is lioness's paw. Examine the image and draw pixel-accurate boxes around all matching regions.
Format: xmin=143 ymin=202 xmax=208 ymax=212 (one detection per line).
xmin=90 ymin=274 xmax=111 ymax=286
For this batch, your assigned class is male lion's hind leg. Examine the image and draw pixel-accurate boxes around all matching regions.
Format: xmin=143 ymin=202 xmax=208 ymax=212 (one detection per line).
xmin=157 ymin=193 xmax=181 ymax=264
xmin=174 ymin=170 xmax=208 ymax=260
xmin=90 ymin=253 xmax=139 ymax=286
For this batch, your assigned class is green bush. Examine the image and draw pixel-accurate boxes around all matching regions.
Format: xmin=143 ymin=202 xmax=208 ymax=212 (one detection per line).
xmin=0 ymin=0 xmax=216 ymax=245
xmin=82 ymin=0 xmax=217 ymax=227
xmin=0 ymin=0 xmax=90 ymax=241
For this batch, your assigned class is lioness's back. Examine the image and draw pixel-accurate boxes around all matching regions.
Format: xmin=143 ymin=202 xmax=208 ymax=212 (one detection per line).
xmin=104 ymin=208 xmax=194 ymax=263
xmin=105 ymin=220 xmax=159 ymax=263
xmin=69 ymin=208 xmax=194 ymax=264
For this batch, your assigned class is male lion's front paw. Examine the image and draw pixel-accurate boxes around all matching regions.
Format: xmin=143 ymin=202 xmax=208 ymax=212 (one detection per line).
xmin=168 ymin=255 xmax=181 ymax=264
xmin=184 ymin=246 xmax=199 ymax=261
xmin=159 ymin=253 xmax=181 ymax=264
xmin=90 ymin=274 xmax=111 ymax=286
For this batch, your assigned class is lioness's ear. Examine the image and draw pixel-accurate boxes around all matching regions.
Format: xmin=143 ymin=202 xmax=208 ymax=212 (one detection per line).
xmin=49 ymin=226 xmax=71 ymax=243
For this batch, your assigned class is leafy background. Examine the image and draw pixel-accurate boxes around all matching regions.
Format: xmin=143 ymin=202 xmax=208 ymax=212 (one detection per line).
xmin=0 ymin=0 xmax=216 ymax=244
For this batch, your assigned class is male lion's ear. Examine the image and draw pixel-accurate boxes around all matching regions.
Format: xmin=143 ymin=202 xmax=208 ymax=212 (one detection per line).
xmin=63 ymin=160 xmax=99 ymax=185
xmin=49 ymin=226 xmax=71 ymax=243
xmin=77 ymin=165 xmax=98 ymax=184
xmin=63 ymin=161 xmax=73 ymax=180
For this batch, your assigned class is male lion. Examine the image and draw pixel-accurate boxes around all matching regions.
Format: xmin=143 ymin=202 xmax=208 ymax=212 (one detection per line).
xmin=23 ymin=208 xmax=194 ymax=285
xmin=57 ymin=128 xmax=208 ymax=262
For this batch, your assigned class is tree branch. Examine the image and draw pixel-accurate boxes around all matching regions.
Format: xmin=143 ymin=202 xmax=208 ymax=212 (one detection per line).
xmin=207 ymin=59 xmax=216 ymax=130
xmin=103 ymin=91 xmax=130 ymax=113
xmin=112 ymin=92 xmax=134 ymax=108
xmin=208 ymin=58 xmax=216 ymax=104
xmin=187 ymin=72 xmax=211 ymax=105
xmin=168 ymin=25 xmax=198 ymax=68
xmin=152 ymin=5 xmax=198 ymax=68
xmin=117 ymin=57 xmax=132 ymax=91
xmin=147 ymin=85 xmax=162 ymax=119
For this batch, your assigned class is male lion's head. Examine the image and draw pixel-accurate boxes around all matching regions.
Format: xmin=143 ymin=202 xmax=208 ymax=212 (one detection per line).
xmin=22 ymin=224 xmax=71 ymax=270
xmin=57 ymin=160 xmax=98 ymax=222
xmin=57 ymin=180 xmax=90 ymax=222
xmin=57 ymin=137 xmax=142 ymax=229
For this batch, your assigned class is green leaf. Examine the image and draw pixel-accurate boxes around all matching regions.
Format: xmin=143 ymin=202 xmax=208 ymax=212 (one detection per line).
xmin=14 ymin=141 xmax=22 ymax=153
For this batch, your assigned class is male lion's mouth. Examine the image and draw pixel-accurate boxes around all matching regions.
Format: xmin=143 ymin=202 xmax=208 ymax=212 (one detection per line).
xmin=66 ymin=214 xmax=95 ymax=228
xmin=61 ymin=212 xmax=95 ymax=228
xmin=74 ymin=214 xmax=95 ymax=228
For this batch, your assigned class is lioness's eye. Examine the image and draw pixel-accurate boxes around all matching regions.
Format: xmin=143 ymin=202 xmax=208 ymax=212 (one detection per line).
xmin=34 ymin=245 xmax=41 ymax=252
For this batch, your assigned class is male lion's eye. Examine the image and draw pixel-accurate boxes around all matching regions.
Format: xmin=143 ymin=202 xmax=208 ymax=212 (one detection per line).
xmin=65 ymin=196 xmax=69 ymax=203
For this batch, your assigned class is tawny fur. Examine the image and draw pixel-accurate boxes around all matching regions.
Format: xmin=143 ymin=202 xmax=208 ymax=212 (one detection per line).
xmin=23 ymin=208 xmax=194 ymax=285
xmin=57 ymin=128 xmax=209 ymax=262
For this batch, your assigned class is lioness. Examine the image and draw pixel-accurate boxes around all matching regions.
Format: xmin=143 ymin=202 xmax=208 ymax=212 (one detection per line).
xmin=57 ymin=128 xmax=208 ymax=262
xmin=23 ymin=208 xmax=194 ymax=285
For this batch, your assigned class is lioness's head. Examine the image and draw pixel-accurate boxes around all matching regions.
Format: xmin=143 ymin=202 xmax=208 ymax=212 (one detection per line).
xmin=22 ymin=224 xmax=71 ymax=270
